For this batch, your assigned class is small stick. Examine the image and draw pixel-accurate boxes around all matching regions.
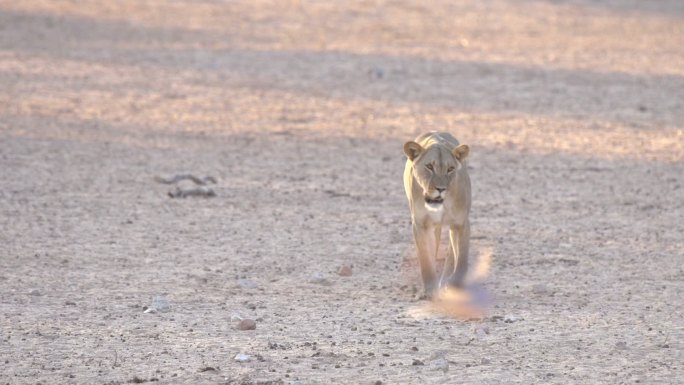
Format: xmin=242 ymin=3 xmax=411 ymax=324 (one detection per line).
xmin=154 ymin=174 xmax=217 ymax=185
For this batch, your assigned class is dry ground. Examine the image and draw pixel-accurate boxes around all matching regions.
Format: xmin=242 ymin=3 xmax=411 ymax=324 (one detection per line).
xmin=1 ymin=1 xmax=683 ymax=384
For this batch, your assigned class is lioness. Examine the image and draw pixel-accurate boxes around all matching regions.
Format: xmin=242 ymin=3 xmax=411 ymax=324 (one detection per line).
xmin=403 ymin=132 xmax=471 ymax=298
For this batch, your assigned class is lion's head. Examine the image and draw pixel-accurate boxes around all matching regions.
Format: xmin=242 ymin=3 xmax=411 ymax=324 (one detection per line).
xmin=403 ymin=141 xmax=469 ymax=207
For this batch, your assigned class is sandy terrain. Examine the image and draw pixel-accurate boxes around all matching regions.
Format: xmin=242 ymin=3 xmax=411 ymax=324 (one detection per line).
xmin=1 ymin=0 xmax=682 ymax=384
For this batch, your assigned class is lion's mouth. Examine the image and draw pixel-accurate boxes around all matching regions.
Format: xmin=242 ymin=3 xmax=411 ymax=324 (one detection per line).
xmin=425 ymin=196 xmax=444 ymax=205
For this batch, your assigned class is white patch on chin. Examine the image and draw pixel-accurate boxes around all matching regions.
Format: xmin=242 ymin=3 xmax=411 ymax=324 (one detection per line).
xmin=425 ymin=202 xmax=444 ymax=222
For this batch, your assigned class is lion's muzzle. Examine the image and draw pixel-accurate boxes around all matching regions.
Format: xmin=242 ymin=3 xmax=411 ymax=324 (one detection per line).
xmin=425 ymin=195 xmax=444 ymax=205
xmin=425 ymin=188 xmax=446 ymax=206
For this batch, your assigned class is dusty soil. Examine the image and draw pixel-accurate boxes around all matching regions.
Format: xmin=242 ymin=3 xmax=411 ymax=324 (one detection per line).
xmin=1 ymin=1 xmax=682 ymax=384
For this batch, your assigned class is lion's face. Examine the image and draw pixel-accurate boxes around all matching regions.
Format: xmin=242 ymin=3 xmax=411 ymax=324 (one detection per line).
xmin=404 ymin=141 xmax=469 ymax=208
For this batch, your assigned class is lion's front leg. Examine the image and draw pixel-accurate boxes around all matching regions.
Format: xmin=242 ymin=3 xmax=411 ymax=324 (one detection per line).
xmin=412 ymin=224 xmax=439 ymax=298
xmin=446 ymin=219 xmax=470 ymax=288
xmin=439 ymin=241 xmax=455 ymax=288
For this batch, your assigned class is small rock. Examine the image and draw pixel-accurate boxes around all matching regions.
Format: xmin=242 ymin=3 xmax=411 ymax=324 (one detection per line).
xmin=337 ymin=265 xmax=353 ymax=277
xmin=480 ymin=357 xmax=491 ymax=365
xmin=29 ymin=289 xmax=41 ymax=296
xmin=150 ymin=295 xmax=170 ymax=313
xmin=237 ymin=279 xmax=258 ymax=289
xmin=504 ymin=314 xmax=522 ymax=323
xmin=230 ymin=312 xmax=244 ymax=322
xmin=473 ymin=325 xmax=490 ymax=337
xmin=429 ymin=358 xmax=449 ymax=373
xmin=237 ymin=319 xmax=256 ymax=330
xmin=309 ymin=272 xmax=332 ymax=286
xmin=428 ymin=350 xmax=448 ymax=360
xmin=64 ymin=301 xmax=76 ymax=306
xmin=412 ymin=359 xmax=424 ymax=366
xmin=234 ymin=353 xmax=251 ymax=363
xmin=615 ymin=341 xmax=627 ymax=350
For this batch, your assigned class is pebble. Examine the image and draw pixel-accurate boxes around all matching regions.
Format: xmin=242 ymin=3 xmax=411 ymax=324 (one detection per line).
xmin=429 ymin=358 xmax=449 ymax=373
xmin=480 ymin=357 xmax=491 ymax=365
xmin=503 ymin=314 xmax=522 ymax=323
xmin=428 ymin=350 xmax=448 ymax=360
xmin=412 ymin=359 xmax=424 ymax=366
xmin=615 ymin=341 xmax=627 ymax=350
xmin=337 ymin=265 xmax=353 ymax=277
xmin=238 ymin=279 xmax=258 ymax=289
xmin=230 ymin=312 xmax=244 ymax=322
xmin=28 ymin=289 xmax=41 ymax=296
xmin=473 ymin=325 xmax=490 ymax=337
xmin=237 ymin=319 xmax=257 ymax=330
xmin=151 ymin=295 xmax=170 ymax=313
xmin=234 ymin=353 xmax=251 ymax=363
xmin=309 ymin=273 xmax=332 ymax=286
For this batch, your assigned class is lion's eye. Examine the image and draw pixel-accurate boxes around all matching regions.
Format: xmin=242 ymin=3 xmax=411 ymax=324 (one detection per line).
xmin=425 ymin=164 xmax=434 ymax=171
xmin=447 ymin=166 xmax=455 ymax=173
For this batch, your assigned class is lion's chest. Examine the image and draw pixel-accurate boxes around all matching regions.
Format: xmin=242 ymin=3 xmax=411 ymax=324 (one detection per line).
xmin=426 ymin=204 xmax=444 ymax=223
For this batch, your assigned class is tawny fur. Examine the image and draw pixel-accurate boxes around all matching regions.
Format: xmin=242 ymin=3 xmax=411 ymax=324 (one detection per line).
xmin=403 ymin=132 xmax=471 ymax=298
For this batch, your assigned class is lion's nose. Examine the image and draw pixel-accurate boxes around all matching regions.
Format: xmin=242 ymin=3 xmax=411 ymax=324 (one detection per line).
xmin=436 ymin=187 xmax=446 ymax=193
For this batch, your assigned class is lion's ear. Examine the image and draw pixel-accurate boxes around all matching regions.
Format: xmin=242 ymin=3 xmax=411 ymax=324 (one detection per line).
xmin=403 ymin=141 xmax=424 ymax=161
xmin=453 ymin=144 xmax=469 ymax=161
